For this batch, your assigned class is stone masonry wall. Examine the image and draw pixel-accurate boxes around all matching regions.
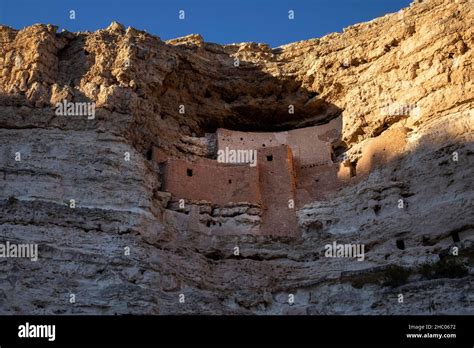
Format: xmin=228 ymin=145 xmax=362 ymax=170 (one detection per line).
xmin=216 ymin=116 xmax=341 ymax=166
xmin=162 ymin=158 xmax=261 ymax=206
xmin=257 ymin=145 xmax=299 ymax=237
xmin=216 ymin=119 xmax=344 ymax=207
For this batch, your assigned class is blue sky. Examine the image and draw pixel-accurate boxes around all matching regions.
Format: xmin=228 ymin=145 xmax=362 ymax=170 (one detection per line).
xmin=0 ymin=0 xmax=412 ymax=47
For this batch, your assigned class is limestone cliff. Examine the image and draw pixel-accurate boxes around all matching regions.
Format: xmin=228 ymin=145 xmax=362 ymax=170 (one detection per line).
xmin=0 ymin=0 xmax=472 ymax=314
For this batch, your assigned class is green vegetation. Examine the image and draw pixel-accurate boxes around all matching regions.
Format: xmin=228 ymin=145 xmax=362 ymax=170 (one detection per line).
xmin=7 ymin=195 xmax=18 ymax=205
xmin=382 ymin=265 xmax=412 ymax=287
xmin=420 ymin=257 xmax=468 ymax=279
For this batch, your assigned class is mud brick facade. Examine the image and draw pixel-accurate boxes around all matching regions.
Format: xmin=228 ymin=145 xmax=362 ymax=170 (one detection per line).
xmin=162 ymin=158 xmax=261 ymax=206
xmin=216 ymin=116 xmax=341 ymax=166
xmin=158 ymin=117 xmax=350 ymax=237
xmin=257 ymin=145 xmax=299 ymax=236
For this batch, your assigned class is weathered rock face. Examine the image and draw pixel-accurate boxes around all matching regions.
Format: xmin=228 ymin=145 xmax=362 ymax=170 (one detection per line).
xmin=0 ymin=0 xmax=472 ymax=314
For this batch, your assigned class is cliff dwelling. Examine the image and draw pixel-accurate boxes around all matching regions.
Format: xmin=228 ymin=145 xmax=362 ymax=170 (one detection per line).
xmin=155 ymin=115 xmax=359 ymax=237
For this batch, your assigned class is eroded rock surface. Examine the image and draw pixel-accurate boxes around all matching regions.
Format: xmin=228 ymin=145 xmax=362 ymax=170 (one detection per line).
xmin=0 ymin=0 xmax=472 ymax=314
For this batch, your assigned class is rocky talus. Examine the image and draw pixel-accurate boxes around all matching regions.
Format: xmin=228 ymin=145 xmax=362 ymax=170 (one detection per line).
xmin=0 ymin=0 xmax=472 ymax=314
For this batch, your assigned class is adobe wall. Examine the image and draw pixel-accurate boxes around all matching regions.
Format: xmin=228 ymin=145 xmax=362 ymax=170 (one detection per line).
xmin=286 ymin=116 xmax=341 ymax=166
xmin=295 ymin=163 xmax=342 ymax=205
xmin=158 ymin=117 xmax=346 ymax=237
xmin=257 ymin=145 xmax=299 ymax=237
xmin=162 ymin=158 xmax=261 ymax=206
xmin=216 ymin=116 xmax=341 ymax=166
xmin=216 ymin=118 xmax=343 ymax=208
xmin=161 ymin=145 xmax=299 ymax=237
